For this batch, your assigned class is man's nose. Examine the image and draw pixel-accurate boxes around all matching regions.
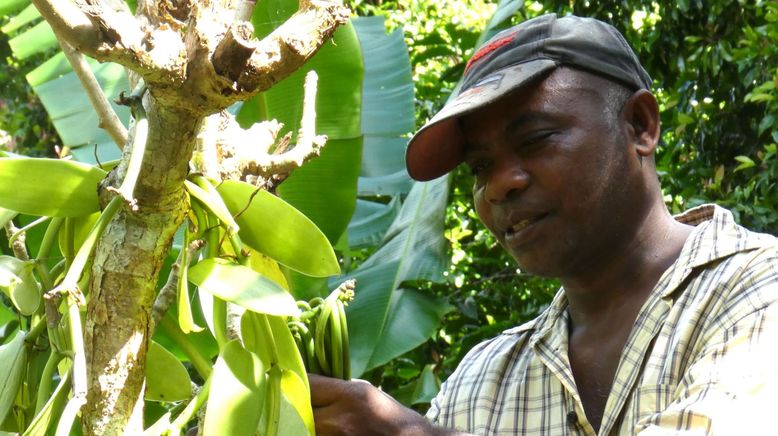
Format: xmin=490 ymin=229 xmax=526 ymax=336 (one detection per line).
xmin=483 ymin=161 xmax=530 ymax=204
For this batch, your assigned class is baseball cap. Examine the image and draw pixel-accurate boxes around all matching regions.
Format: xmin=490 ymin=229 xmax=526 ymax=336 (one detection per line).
xmin=405 ymin=13 xmax=652 ymax=181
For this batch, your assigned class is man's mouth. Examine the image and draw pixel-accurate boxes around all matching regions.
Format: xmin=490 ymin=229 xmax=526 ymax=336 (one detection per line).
xmin=505 ymin=214 xmax=547 ymax=237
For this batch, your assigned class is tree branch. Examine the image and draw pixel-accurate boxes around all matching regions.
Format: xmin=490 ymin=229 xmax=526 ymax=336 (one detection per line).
xmin=58 ymin=39 xmax=128 ymax=150
xmin=4 ymin=221 xmax=30 ymax=261
xmin=211 ymin=0 xmax=350 ymax=94
xmin=32 ymin=0 xmax=182 ymax=81
xmin=213 ymin=71 xmax=327 ymax=181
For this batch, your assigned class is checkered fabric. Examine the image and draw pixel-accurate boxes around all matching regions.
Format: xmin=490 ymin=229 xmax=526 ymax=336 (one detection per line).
xmin=427 ymin=204 xmax=778 ymax=435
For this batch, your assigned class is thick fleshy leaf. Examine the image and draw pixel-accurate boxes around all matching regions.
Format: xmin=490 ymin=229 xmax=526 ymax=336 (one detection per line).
xmin=0 ymin=208 xmax=17 ymax=232
xmin=0 ymin=158 xmax=106 ymax=217
xmin=0 ymin=331 xmax=27 ymax=424
xmin=144 ymin=341 xmax=192 ymax=402
xmin=58 ymin=213 xmax=99 ymax=256
xmin=279 ymin=369 xmax=315 ymax=436
xmin=0 ymin=256 xmax=41 ymax=316
xmin=216 ymin=180 xmax=339 ymax=277
xmin=23 ymin=371 xmax=71 ymax=436
xmin=342 ymin=177 xmax=452 ymax=376
xmin=204 ymin=340 xmax=266 ymax=436
xmin=241 ymin=312 xmax=307 ymax=390
xmin=188 ymin=258 xmax=299 ymax=316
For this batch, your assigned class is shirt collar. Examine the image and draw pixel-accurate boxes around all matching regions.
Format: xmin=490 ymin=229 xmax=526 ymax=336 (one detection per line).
xmin=660 ymin=203 xmax=773 ymax=297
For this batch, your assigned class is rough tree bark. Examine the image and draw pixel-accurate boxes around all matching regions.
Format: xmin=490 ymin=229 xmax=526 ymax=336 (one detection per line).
xmin=30 ymin=0 xmax=349 ymax=433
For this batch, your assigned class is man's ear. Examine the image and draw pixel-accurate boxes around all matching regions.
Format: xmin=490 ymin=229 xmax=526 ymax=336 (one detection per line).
xmin=622 ymin=90 xmax=660 ymax=158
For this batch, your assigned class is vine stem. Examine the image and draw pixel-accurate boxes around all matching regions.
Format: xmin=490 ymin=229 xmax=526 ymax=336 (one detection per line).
xmin=35 ymin=350 xmax=65 ymax=415
xmin=159 ymin=316 xmax=212 ymax=381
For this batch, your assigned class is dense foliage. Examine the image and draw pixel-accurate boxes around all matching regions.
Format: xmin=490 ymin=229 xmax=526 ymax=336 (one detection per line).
xmin=1 ymin=0 xmax=776 ymax=421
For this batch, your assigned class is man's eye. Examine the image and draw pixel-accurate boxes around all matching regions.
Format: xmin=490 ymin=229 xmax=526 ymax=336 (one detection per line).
xmin=523 ymin=131 xmax=555 ymax=147
xmin=468 ymin=162 xmax=488 ymax=176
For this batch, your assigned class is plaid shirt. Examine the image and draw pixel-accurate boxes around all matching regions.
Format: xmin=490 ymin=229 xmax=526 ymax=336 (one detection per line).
xmin=427 ymin=205 xmax=778 ymax=435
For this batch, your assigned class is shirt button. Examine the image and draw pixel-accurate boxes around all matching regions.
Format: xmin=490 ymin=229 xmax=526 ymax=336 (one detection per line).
xmin=567 ymin=411 xmax=578 ymax=425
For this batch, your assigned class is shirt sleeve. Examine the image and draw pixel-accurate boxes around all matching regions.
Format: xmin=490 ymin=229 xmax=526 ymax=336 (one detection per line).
xmin=637 ymin=253 xmax=778 ymax=435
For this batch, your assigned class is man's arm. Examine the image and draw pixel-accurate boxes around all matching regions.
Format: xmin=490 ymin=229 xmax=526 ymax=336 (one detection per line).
xmin=310 ymin=374 xmax=471 ymax=436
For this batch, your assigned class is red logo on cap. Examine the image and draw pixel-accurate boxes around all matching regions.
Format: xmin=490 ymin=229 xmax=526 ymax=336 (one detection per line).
xmin=465 ymin=30 xmax=519 ymax=73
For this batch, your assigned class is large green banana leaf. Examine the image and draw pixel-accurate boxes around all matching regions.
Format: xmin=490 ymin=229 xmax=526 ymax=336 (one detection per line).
xmin=344 ymin=177 xmax=451 ymax=377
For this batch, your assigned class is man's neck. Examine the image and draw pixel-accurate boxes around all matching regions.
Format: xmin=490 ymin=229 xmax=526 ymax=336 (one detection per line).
xmin=562 ymin=204 xmax=694 ymax=328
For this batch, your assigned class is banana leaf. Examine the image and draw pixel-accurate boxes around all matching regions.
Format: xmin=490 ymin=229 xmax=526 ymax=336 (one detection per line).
xmin=343 ymin=177 xmax=451 ymax=376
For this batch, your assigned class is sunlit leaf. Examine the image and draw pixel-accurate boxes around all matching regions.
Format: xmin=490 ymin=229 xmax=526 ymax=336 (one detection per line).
xmin=241 ymin=312 xmax=307 ymax=390
xmin=279 ymin=369 xmax=314 ymax=436
xmin=188 ymin=258 xmax=299 ymax=316
xmin=0 ymin=208 xmax=17 ymax=232
xmin=144 ymin=341 xmax=192 ymax=402
xmin=203 ymin=340 xmax=265 ymax=436
xmin=216 ymin=180 xmax=339 ymax=278
xmin=0 ymin=158 xmax=106 ymax=217
xmin=0 ymin=256 xmax=41 ymax=316
xmin=23 ymin=371 xmax=71 ymax=436
xmin=0 ymin=332 xmax=27 ymax=424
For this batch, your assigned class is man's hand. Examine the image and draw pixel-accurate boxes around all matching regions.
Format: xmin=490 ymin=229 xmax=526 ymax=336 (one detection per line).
xmin=310 ymin=374 xmax=458 ymax=436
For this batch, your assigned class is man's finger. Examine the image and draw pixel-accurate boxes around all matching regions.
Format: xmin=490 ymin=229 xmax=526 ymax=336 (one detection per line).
xmin=309 ymin=373 xmax=348 ymax=406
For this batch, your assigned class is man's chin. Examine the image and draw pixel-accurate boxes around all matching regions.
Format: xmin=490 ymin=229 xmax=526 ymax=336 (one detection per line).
xmin=510 ymin=252 xmax=563 ymax=279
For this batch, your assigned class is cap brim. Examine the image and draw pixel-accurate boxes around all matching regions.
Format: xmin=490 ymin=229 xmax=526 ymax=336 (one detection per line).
xmin=406 ymin=59 xmax=558 ymax=181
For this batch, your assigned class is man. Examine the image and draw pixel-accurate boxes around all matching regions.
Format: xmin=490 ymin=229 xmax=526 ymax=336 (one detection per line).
xmin=311 ymin=13 xmax=778 ymax=435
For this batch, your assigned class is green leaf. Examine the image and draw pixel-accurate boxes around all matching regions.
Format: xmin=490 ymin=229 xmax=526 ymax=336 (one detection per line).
xmin=0 ymin=158 xmax=106 ymax=217
xmin=188 ymin=258 xmax=299 ymax=316
xmin=353 ymin=17 xmax=416 ymax=198
xmin=144 ymin=341 xmax=192 ymax=402
xmin=276 ymin=137 xmax=362 ymax=245
xmin=216 ymin=180 xmax=339 ymax=278
xmin=204 ymin=340 xmax=266 ymax=436
xmin=23 ymin=371 xmax=71 ymax=436
xmin=185 ymin=180 xmax=239 ymax=235
xmin=734 ymin=155 xmax=757 ymax=172
xmin=8 ymin=20 xmax=56 ymax=60
xmin=344 ymin=178 xmax=452 ymax=376
xmin=393 ymin=364 xmax=441 ymax=407
xmin=0 ymin=0 xmax=27 ymax=16
xmin=279 ymin=369 xmax=314 ymax=436
xmin=241 ymin=312 xmax=308 ymax=390
xmin=0 ymin=331 xmax=27 ymax=424
xmin=0 ymin=208 xmax=16 ymax=230
xmin=1 ymin=4 xmax=40 ymax=34
xmin=0 ymin=256 xmax=41 ymax=316
xmin=348 ymin=199 xmax=401 ymax=249
xmin=250 ymin=3 xmax=363 ymax=139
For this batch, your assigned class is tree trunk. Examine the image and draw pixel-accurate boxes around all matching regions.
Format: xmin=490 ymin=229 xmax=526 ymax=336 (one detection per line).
xmin=29 ymin=0 xmax=348 ymax=432
xmin=82 ymin=99 xmax=201 ymax=434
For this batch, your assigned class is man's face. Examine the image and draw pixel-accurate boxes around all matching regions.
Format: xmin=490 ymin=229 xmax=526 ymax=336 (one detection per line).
xmin=460 ymin=69 xmax=641 ymax=279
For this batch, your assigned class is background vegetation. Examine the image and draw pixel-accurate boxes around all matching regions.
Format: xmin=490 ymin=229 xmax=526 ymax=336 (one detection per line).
xmin=2 ymin=0 xmax=776 ymax=418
